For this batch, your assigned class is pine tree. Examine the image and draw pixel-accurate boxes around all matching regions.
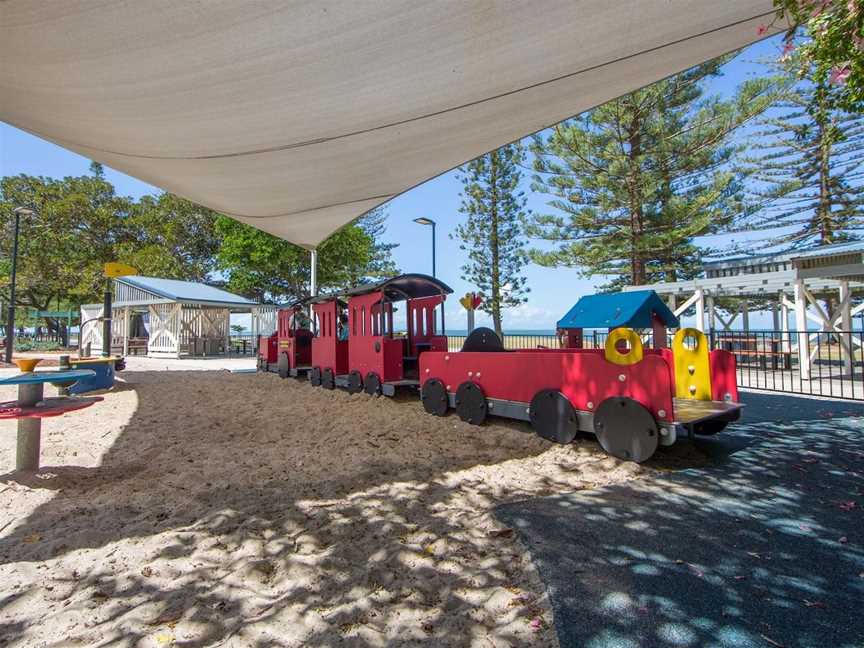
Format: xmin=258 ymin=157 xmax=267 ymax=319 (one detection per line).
xmin=739 ymin=60 xmax=864 ymax=249
xmin=354 ymin=206 xmax=399 ymax=282
xmin=527 ymin=59 xmax=775 ymax=290
xmin=453 ymin=144 xmax=529 ymax=337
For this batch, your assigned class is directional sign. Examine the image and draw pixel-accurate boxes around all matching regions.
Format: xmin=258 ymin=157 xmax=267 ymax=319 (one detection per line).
xmin=34 ymin=310 xmax=76 ymax=318
xmin=104 ymin=262 xmax=138 ymax=278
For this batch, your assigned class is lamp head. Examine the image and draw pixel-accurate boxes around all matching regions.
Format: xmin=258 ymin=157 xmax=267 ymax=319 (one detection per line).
xmin=413 ymin=217 xmax=435 ymax=226
xmin=13 ymin=206 xmax=36 ymax=217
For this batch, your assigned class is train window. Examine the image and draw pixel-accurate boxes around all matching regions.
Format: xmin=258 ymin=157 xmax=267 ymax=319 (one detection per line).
xmin=361 ymin=306 xmax=366 ymax=337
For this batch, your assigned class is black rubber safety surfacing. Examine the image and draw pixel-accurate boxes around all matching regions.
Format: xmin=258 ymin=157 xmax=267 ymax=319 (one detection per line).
xmin=455 ymin=381 xmax=487 ymax=425
xmin=310 ymin=367 xmax=322 ymax=387
xmin=529 ymin=389 xmax=579 ymax=444
xmin=347 ymin=370 xmax=364 ymax=394
xmin=593 ymin=397 xmax=658 ymax=463
xmin=322 ymin=367 xmax=335 ymax=390
xmin=421 ymin=378 xmax=449 ymax=416
xmin=277 ymin=351 xmax=290 ymax=379
xmin=364 ymin=372 xmax=382 ymax=396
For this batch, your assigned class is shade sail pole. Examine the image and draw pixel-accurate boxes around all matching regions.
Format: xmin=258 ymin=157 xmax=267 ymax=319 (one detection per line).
xmin=309 ymin=248 xmax=318 ymax=317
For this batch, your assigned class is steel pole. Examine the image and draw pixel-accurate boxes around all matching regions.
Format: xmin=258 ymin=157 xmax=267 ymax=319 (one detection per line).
xmin=431 ymin=221 xmax=436 ymax=278
xmin=101 ymin=281 xmax=112 ymax=357
xmin=4 ymin=211 xmax=21 ymax=364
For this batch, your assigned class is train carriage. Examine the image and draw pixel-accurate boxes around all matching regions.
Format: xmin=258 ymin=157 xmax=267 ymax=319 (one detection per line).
xmin=309 ymin=295 xmax=350 ymax=389
xmin=338 ymin=274 xmax=452 ymax=395
xmin=418 ymin=290 xmax=742 ymax=463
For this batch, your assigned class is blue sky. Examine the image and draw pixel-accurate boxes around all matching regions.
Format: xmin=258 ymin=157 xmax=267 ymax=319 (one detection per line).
xmin=0 ymin=35 xmax=787 ymax=331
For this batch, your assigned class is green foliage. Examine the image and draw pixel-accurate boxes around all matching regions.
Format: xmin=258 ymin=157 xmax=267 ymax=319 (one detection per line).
xmin=0 ymin=166 xmax=220 ymax=331
xmin=215 ymin=206 xmax=398 ymax=303
xmin=527 ymin=59 xmax=777 ymax=290
xmin=771 ymin=0 xmax=864 ymax=112
xmin=453 ymin=144 xmax=529 ymax=337
xmin=738 ymin=52 xmax=864 ymax=249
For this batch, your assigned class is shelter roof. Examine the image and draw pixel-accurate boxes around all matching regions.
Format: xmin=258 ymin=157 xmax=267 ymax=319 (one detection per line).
xmin=115 ymin=276 xmax=258 ymax=308
xmin=557 ymin=290 xmax=679 ymax=330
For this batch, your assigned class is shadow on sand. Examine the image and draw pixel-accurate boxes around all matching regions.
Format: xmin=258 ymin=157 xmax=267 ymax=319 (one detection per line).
xmin=0 ymin=369 xmax=708 ymax=647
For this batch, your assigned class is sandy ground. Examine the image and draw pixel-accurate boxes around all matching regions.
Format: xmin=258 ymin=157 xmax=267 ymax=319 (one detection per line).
xmin=0 ymin=368 xmax=707 ymax=647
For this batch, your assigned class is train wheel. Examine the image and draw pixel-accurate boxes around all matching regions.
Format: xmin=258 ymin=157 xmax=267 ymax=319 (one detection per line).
xmin=364 ymin=372 xmax=382 ymax=396
xmin=347 ymin=370 xmax=363 ymax=394
xmin=455 ymin=381 xmax=487 ymax=425
xmin=421 ymin=378 xmax=449 ymax=416
xmin=322 ymin=368 xmax=335 ymax=390
xmin=278 ymin=352 xmax=290 ymax=379
xmin=692 ymin=419 xmax=728 ymax=435
xmin=310 ymin=367 xmax=322 ymax=387
xmin=593 ymin=397 xmax=658 ymax=463
xmin=529 ymin=390 xmax=579 ymax=444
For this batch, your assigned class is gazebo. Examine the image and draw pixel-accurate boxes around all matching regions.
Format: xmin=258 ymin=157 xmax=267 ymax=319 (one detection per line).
xmin=80 ymin=276 xmax=277 ymax=358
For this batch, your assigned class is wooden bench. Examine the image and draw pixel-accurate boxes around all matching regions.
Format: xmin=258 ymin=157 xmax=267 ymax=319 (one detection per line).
xmin=718 ymin=336 xmax=792 ymax=370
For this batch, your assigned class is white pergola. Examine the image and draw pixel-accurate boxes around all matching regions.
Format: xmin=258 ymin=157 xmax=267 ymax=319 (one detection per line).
xmin=0 ymin=1 xmax=779 ymax=250
xmin=623 ymin=242 xmax=864 ymax=379
xmin=80 ymin=276 xmax=277 ymax=359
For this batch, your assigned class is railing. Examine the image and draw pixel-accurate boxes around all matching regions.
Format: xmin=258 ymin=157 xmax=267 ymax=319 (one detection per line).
xmin=713 ymin=330 xmax=864 ymax=401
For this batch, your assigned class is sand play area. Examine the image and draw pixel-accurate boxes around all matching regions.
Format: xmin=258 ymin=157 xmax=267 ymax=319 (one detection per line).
xmin=0 ymin=367 xmax=706 ymax=647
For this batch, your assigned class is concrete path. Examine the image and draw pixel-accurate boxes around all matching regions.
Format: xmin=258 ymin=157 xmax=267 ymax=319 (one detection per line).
xmin=496 ymin=391 xmax=864 ymax=648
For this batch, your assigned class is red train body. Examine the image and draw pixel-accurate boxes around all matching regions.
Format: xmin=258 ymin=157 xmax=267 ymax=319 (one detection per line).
xmin=259 ymin=278 xmax=742 ymax=463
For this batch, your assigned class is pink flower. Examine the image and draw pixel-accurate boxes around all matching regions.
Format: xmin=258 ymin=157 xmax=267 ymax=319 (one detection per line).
xmin=830 ymin=65 xmax=852 ymax=85
xmin=757 ymin=24 xmax=769 ymax=36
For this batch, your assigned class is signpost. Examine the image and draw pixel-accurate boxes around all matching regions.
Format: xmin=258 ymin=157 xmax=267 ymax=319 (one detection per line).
xmin=459 ymin=292 xmax=482 ymax=333
xmin=101 ymin=263 xmax=138 ymax=357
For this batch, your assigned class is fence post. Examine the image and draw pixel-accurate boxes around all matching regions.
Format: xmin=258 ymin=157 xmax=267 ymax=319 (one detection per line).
xmin=794 ymin=280 xmax=810 ymax=380
xmin=839 ymin=281 xmax=853 ymax=375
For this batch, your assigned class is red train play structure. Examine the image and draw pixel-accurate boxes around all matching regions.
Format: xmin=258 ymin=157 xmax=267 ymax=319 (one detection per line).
xmin=259 ymin=276 xmax=742 ymax=463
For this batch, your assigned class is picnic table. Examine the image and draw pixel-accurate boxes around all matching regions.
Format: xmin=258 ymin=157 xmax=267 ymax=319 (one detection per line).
xmin=0 ymin=360 xmax=101 ymax=471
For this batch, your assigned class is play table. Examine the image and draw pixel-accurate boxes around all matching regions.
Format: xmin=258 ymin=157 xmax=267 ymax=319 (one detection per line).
xmin=0 ymin=361 xmax=101 ymax=471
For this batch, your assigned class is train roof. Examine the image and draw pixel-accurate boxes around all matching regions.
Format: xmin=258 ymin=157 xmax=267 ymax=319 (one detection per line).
xmin=557 ymin=290 xmax=679 ymax=330
xmin=344 ymin=274 xmax=453 ymax=300
xmin=285 ymin=292 xmax=348 ymax=308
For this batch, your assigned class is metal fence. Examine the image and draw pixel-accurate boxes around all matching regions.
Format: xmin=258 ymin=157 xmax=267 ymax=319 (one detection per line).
xmin=713 ymin=330 xmax=864 ymax=401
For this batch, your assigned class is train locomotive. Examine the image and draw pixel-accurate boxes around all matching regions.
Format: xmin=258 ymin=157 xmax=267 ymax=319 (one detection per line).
xmin=259 ymin=276 xmax=742 ymax=463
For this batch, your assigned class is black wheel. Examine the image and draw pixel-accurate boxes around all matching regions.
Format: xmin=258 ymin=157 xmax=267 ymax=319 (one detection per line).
xmin=277 ymin=351 xmax=290 ymax=379
xmin=421 ymin=378 xmax=449 ymax=416
xmin=692 ymin=419 xmax=728 ymax=435
xmin=593 ymin=397 xmax=658 ymax=463
xmin=529 ymin=390 xmax=579 ymax=444
xmin=347 ymin=370 xmax=364 ymax=394
xmin=310 ymin=366 xmax=322 ymax=387
xmin=256 ymin=357 xmax=262 ymax=371
xmin=322 ymin=367 xmax=335 ymax=390
xmin=455 ymin=381 xmax=487 ymax=425
xmin=364 ymin=372 xmax=382 ymax=396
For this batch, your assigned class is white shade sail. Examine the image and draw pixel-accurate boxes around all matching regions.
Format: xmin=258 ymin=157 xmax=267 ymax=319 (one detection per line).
xmin=0 ymin=1 xmax=778 ymax=248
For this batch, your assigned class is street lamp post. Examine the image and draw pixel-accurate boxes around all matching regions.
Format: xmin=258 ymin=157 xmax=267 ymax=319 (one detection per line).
xmin=413 ymin=217 xmax=436 ymax=277
xmin=4 ymin=207 xmax=34 ymax=364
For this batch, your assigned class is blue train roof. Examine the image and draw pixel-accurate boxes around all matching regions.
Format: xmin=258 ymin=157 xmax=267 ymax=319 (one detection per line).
xmin=557 ymin=290 xmax=679 ymax=329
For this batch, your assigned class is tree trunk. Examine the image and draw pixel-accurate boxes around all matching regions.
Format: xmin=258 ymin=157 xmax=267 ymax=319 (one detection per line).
xmin=489 ymin=152 xmax=503 ymax=338
xmin=627 ymin=112 xmax=646 ymax=285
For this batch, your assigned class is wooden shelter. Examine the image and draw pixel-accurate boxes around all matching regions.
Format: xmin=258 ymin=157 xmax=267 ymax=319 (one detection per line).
xmin=80 ymin=276 xmax=276 ymax=358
